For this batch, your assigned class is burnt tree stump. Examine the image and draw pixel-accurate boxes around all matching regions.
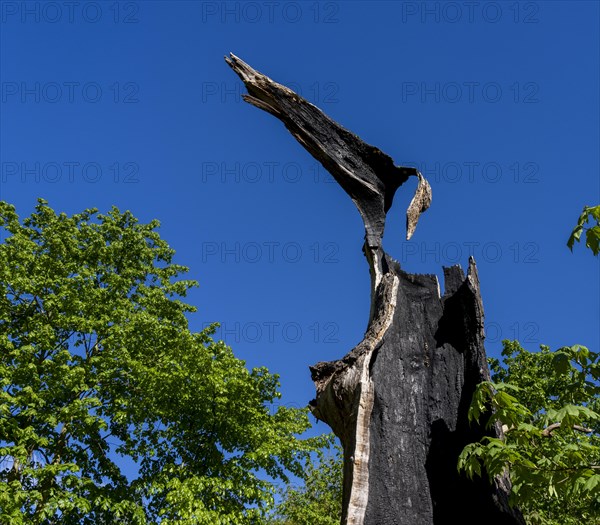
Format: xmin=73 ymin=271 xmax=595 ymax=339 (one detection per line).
xmin=226 ymin=53 xmax=524 ymax=525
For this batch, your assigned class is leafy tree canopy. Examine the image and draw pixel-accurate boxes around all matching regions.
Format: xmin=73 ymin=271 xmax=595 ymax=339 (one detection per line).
xmin=265 ymin=439 xmax=342 ymax=525
xmin=0 ymin=200 xmax=325 ymax=524
xmin=458 ymin=341 xmax=600 ymax=524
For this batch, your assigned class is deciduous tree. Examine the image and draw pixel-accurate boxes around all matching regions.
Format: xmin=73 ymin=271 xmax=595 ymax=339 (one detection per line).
xmin=0 ymin=200 xmax=324 ymax=524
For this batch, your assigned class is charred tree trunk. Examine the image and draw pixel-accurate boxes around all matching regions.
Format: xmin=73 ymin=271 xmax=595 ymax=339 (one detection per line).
xmin=310 ymin=258 xmax=523 ymax=525
xmin=226 ymin=54 xmax=524 ymax=525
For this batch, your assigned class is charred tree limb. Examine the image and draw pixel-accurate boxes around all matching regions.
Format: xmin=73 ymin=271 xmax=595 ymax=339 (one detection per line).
xmin=226 ymin=53 xmax=524 ymax=525
xmin=225 ymin=53 xmax=431 ymax=251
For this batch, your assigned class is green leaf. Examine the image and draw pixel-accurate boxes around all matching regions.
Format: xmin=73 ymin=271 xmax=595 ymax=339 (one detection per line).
xmin=583 ymin=474 xmax=600 ymax=493
xmin=567 ymin=225 xmax=583 ymax=251
xmin=586 ymin=226 xmax=600 ymax=255
xmin=552 ymin=352 xmax=571 ymax=374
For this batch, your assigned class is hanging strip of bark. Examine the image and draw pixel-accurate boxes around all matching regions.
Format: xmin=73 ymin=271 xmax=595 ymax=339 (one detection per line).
xmin=226 ymin=53 xmax=524 ymax=525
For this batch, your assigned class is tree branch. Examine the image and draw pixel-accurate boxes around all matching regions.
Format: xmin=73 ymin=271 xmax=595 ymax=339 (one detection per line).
xmin=541 ymin=422 xmax=593 ymax=437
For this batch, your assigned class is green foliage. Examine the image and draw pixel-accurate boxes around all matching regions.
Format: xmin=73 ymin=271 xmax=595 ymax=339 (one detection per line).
xmin=567 ymin=204 xmax=600 ymax=255
xmin=265 ymin=438 xmax=342 ymax=525
xmin=0 ymin=200 xmax=325 ymax=524
xmin=458 ymin=341 xmax=600 ymax=524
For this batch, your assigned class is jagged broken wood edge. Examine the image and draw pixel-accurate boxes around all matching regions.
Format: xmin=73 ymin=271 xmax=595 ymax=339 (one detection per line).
xmin=308 ymin=258 xmax=522 ymax=524
xmin=225 ymin=53 xmax=431 ymax=247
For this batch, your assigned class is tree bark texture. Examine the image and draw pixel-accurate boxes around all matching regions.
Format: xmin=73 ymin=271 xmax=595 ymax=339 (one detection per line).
xmin=226 ymin=53 xmax=525 ymax=525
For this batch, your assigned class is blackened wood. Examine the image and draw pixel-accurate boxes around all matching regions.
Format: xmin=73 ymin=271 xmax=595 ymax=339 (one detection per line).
xmin=226 ymin=53 xmax=524 ymax=525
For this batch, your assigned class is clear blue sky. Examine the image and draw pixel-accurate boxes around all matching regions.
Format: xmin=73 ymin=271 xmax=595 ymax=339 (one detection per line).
xmin=1 ymin=1 xmax=599 ymax=447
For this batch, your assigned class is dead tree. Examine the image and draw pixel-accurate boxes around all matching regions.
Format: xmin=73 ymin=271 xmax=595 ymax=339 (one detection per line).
xmin=226 ymin=53 xmax=525 ymax=525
